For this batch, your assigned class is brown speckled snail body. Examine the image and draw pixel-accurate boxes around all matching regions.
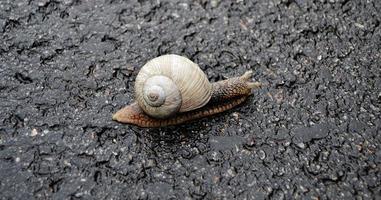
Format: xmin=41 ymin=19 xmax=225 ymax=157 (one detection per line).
xmin=112 ymin=54 xmax=261 ymax=127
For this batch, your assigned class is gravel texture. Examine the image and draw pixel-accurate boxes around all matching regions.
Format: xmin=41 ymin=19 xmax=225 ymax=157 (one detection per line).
xmin=0 ymin=0 xmax=380 ymax=199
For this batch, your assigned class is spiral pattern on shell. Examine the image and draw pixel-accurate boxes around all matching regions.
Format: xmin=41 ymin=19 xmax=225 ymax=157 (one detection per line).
xmin=134 ymin=54 xmax=213 ymax=119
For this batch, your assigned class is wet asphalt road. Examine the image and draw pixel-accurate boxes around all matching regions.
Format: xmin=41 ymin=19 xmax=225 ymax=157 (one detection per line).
xmin=0 ymin=0 xmax=380 ymax=199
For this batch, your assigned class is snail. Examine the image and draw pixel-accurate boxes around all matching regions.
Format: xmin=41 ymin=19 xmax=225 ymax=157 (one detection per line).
xmin=112 ymin=54 xmax=261 ymax=127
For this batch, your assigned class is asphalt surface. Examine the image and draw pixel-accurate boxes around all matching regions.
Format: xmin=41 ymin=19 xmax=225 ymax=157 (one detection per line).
xmin=0 ymin=0 xmax=380 ymax=199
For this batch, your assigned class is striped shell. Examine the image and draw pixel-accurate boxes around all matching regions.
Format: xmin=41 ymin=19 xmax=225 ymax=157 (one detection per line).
xmin=135 ymin=54 xmax=213 ymax=119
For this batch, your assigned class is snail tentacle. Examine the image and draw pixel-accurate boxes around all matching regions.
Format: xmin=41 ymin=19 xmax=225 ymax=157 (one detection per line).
xmin=240 ymin=70 xmax=262 ymax=89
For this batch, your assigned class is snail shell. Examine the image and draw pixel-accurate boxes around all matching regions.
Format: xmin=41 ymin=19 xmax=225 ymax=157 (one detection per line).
xmin=134 ymin=54 xmax=213 ymax=119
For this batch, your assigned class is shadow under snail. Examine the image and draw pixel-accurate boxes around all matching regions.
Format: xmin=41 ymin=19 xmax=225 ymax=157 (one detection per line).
xmin=112 ymin=54 xmax=261 ymax=128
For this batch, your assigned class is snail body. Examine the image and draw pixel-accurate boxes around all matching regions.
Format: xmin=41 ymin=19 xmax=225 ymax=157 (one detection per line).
xmin=113 ymin=54 xmax=261 ymax=127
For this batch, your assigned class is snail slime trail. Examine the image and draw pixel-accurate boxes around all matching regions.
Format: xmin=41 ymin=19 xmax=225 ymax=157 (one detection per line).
xmin=112 ymin=54 xmax=262 ymax=127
